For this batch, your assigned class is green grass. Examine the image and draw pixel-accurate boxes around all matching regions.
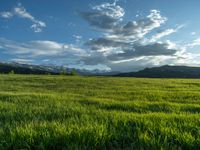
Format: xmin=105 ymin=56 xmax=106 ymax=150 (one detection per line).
xmin=0 ymin=74 xmax=200 ymax=150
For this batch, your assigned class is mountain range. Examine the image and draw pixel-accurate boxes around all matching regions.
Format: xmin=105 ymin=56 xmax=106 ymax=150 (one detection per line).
xmin=1 ymin=62 xmax=200 ymax=78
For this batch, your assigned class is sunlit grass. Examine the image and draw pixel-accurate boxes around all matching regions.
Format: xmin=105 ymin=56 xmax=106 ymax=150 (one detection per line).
xmin=0 ymin=74 xmax=200 ymax=149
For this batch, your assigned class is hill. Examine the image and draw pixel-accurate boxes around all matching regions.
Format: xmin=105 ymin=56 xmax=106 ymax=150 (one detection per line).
xmin=116 ymin=65 xmax=200 ymax=78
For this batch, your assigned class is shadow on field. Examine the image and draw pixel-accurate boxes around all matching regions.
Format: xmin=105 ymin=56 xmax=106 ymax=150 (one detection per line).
xmin=79 ymin=100 xmax=172 ymax=113
xmin=79 ymin=100 xmax=200 ymax=114
xmin=181 ymin=106 xmax=200 ymax=113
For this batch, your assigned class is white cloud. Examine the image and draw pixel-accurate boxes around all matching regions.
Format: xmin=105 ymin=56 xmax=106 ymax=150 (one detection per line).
xmin=0 ymin=38 xmax=87 ymax=61
xmin=150 ymin=29 xmax=175 ymax=42
xmin=149 ymin=25 xmax=183 ymax=43
xmin=92 ymin=2 xmax=125 ymax=20
xmin=31 ymin=41 xmax=63 ymax=50
xmin=187 ymin=37 xmax=200 ymax=48
xmin=73 ymin=35 xmax=82 ymax=42
xmin=191 ymin=32 xmax=196 ymax=36
xmin=0 ymin=12 xmax=13 ymax=18
xmin=11 ymin=58 xmax=33 ymax=63
xmin=147 ymin=10 xmax=167 ymax=29
xmin=0 ymin=3 xmax=46 ymax=32
xmin=14 ymin=7 xmax=35 ymax=20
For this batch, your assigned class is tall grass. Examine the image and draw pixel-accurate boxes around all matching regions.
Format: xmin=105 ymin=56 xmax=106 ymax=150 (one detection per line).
xmin=0 ymin=75 xmax=200 ymax=149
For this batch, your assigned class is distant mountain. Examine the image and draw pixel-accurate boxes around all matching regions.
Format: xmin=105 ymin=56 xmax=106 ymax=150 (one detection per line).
xmin=0 ymin=62 xmax=114 ymax=75
xmin=115 ymin=65 xmax=200 ymax=78
xmin=0 ymin=62 xmax=58 ymax=75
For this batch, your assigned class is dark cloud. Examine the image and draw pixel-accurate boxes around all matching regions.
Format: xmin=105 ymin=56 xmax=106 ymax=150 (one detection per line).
xmin=85 ymin=38 xmax=127 ymax=50
xmin=85 ymin=36 xmax=178 ymax=61
xmin=107 ymin=43 xmax=178 ymax=61
xmin=80 ymin=12 xmax=119 ymax=30
xmin=81 ymin=53 xmax=107 ymax=65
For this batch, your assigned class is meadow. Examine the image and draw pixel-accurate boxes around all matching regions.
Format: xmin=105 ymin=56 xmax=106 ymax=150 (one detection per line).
xmin=0 ymin=74 xmax=200 ymax=150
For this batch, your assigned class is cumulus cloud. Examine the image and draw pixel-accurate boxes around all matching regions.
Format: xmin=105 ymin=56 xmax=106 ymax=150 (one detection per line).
xmin=80 ymin=5 xmax=167 ymax=42
xmin=80 ymin=1 xmax=124 ymax=30
xmin=0 ymin=3 xmax=46 ymax=32
xmin=80 ymin=4 xmax=169 ymax=45
xmin=78 ymin=1 xmax=188 ymax=71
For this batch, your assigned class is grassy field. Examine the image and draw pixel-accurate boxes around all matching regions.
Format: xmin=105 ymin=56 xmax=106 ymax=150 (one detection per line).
xmin=0 ymin=75 xmax=200 ymax=150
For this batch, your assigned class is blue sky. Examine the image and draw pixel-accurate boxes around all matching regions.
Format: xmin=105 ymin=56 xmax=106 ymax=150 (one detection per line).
xmin=1 ymin=0 xmax=200 ymax=72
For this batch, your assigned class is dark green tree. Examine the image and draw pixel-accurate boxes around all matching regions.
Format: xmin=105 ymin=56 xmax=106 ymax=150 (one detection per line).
xmin=71 ymin=69 xmax=77 ymax=76
xmin=60 ymin=69 xmax=67 ymax=75
xmin=9 ymin=70 xmax=15 ymax=74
